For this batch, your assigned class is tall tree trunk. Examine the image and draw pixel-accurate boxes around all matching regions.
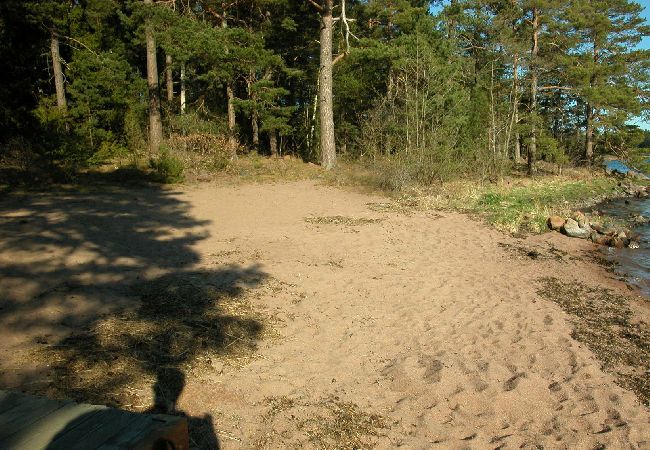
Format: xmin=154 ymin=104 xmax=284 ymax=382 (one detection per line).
xmin=269 ymin=130 xmax=278 ymax=157
xmin=528 ymin=7 xmax=539 ymax=176
xmin=180 ymin=62 xmax=186 ymax=114
xmin=585 ymin=104 xmax=594 ymax=162
xmin=144 ymin=0 xmax=163 ymax=154
xmin=165 ymin=54 xmax=173 ymax=102
xmin=584 ymin=42 xmax=599 ymax=164
xmin=252 ymin=111 xmax=259 ymax=147
xmin=319 ymin=0 xmax=336 ymax=170
xmin=50 ymin=32 xmax=67 ymax=111
xmin=227 ymin=84 xmax=236 ymax=157
xmin=222 ymin=16 xmax=237 ymax=158
xmin=513 ymin=53 xmax=521 ymax=162
xmin=247 ymin=76 xmax=260 ymax=147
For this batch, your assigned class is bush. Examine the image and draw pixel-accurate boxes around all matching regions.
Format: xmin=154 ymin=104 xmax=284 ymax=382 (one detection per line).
xmin=167 ymin=133 xmax=231 ymax=175
xmin=150 ymin=149 xmax=184 ymax=183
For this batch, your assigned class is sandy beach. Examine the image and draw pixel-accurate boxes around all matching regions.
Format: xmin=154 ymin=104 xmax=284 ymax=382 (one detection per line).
xmin=0 ymin=180 xmax=648 ymax=449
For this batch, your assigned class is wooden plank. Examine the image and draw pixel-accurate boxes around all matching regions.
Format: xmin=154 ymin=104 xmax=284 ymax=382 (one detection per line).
xmin=2 ymin=402 xmax=106 ymax=450
xmin=0 ymin=396 xmax=69 ymax=441
xmin=50 ymin=408 xmax=144 ymax=450
xmin=41 ymin=407 xmax=111 ymax=448
xmin=0 ymin=390 xmax=188 ymax=450
xmin=95 ymin=414 xmax=158 ymax=449
xmin=0 ymin=392 xmax=26 ymax=416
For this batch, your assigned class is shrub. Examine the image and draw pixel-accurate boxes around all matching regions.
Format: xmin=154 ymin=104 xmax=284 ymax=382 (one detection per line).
xmin=167 ymin=133 xmax=231 ymax=175
xmin=150 ymin=149 xmax=184 ymax=183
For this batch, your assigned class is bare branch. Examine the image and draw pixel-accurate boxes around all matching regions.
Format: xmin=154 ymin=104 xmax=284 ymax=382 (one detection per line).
xmin=537 ymin=86 xmax=575 ymax=91
xmin=329 ymin=0 xmax=359 ymax=66
xmin=333 ymin=53 xmax=346 ymax=65
xmin=307 ymin=0 xmax=323 ymax=12
xmin=60 ymin=35 xmax=99 ymax=57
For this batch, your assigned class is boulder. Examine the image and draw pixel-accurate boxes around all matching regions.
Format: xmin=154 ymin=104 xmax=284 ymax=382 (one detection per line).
xmin=590 ymin=223 xmax=603 ymax=233
xmin=572 ymin=211 xmax=587 ymax=222
xmin=631 ymin=214 xmax=645 ymax=225
xmin=610 ymin=237 xmax=625 ymax=249
xmin=562 ymin=218 xmax=590 ymax=239
xmin=603 ymin=226 xmax=617 ymax=236
xmin=547 ymin=216 xmax=565 ymax=231
xmin=591 ymin=233 xmax=611 ymax=246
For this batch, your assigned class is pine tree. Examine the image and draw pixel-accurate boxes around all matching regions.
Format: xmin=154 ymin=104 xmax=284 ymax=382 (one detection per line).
xmin=144 ymin=0 xmax=163 ymax=154
xmin=566 ymin=0 xmax=650 ymax=163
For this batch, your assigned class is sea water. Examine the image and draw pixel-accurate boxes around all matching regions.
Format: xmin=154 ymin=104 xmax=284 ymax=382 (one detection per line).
xmin=598 ymin=196 xmax=650 ymax=296
xmin=600 ymin=159 xmax=649 ymax=296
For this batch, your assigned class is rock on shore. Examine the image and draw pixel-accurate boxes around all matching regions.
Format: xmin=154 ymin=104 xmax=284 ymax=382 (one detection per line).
xmin=548 ymin=208 xmax=644 ymax=249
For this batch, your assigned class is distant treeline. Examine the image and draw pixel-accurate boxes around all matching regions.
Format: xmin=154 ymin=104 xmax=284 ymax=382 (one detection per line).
xmin=0 ymin=0 xmax=649 ymax=182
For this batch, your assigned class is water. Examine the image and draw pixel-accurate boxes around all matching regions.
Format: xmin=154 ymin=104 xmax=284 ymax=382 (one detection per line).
xmin=599 ymin=158 xmax=649 ymax=296
xmin=598 ymin=196 xmax=650 ymax=296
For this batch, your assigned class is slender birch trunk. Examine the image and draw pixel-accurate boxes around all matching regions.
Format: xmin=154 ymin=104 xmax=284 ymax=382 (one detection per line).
xmin=180 ymin=62 xmax=186 ymax=114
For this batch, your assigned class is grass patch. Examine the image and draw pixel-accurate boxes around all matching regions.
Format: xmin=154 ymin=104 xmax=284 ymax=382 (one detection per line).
xmin=469 ymin=178 xmax=621 ymax=232
xmin=378 ymin=173 xmax=625 ymax=233
xmin=536 ymin=277 xmax=649 ymax=406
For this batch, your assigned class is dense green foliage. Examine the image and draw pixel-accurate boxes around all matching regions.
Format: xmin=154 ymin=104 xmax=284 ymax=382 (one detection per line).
xmin=0 ymin=0 xmax=648 ymax=184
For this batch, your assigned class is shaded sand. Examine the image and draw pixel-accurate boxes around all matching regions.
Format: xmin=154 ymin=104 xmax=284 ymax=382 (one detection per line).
xmin=0 ymin=180 xmax=648 ymax=449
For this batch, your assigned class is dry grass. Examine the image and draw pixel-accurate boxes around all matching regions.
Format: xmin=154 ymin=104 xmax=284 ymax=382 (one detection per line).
xmin=29 ymin=269 xmax=287 ymax=411
xmin=298 ymin=399 xmax=387 ymax=450
xmin=256 ymin=396 xmax=388 ymax=450
xmin=224 ymin=155 xmax=324 ymax=183
xmin=347 ymin=170 xmax=624 ymax=234
xmin=498 ymin=242 xmax=570 ymax=262
xmin=304 ymin=215 xmax=382 ymax=226
xmin=536 ymin=277 xmax=650 ymax=406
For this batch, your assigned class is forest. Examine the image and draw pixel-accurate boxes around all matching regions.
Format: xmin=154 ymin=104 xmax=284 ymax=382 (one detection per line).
xmin=1 ymin=0 xmax=649 ymax=187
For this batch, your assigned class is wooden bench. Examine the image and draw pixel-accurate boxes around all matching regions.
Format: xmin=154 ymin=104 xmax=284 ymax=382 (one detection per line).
xmin=0 ymin=390 xmax=188 ymax=450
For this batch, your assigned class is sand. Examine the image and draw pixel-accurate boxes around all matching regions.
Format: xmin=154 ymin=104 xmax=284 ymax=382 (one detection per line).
xmin=0 ymin=180 xmax=648 ymax=449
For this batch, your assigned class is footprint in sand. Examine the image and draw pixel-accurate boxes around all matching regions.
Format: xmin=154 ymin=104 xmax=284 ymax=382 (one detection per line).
xmin=418 ymin=355 xmax=444 ymax=383
xmin=503 ymin=372 xmax=527 ymax=391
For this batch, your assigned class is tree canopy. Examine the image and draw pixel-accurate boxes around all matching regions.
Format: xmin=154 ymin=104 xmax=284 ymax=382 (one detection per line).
xmin=1 ymin=0 xmax=648 ymax=181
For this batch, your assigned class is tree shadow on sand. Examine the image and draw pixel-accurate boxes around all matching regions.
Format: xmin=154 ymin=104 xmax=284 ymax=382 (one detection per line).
xmin=0 ymin=179 xmax=270 ymax=448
